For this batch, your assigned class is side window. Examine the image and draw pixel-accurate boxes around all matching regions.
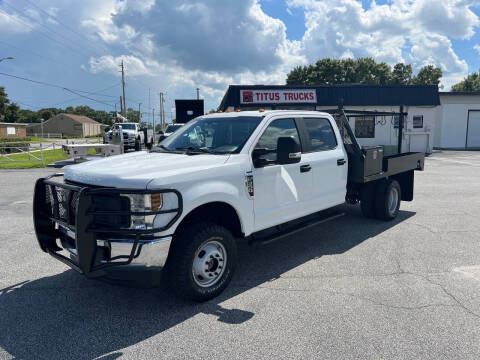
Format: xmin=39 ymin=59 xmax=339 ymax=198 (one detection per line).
xmin=255 ymin=118 xmax=300 ymax=162
xmin=303 ymin=118 xmax=337 ymax=151
xmin=413 ymin=115 xmax=423 ymax=129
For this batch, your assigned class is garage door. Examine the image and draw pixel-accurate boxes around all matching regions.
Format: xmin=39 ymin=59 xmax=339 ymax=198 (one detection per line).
xmin=467 ymin=111 xmax=480 ymax=149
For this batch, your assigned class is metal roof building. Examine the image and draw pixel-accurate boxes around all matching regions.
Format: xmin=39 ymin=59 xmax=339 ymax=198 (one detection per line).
xmin=218 ymin=84 xmax=440 ymax=154
xmin=27 ymin=113 xmax=103 ymax=137
xmin=219 ymin=84 xmax=440 ymax=111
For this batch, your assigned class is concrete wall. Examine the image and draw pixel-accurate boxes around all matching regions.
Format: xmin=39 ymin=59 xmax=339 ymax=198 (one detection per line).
xmin=435 ymin=94 xmax=480 ymax=149
xmin=316 ymin=105 xmax=436 ymax=153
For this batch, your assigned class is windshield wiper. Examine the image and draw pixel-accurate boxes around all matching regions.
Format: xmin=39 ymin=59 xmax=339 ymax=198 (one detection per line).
xmin=175 ymin=146 xmax=215 ymax=155
xmin=151 ymin=145 xmax=174 ymax=153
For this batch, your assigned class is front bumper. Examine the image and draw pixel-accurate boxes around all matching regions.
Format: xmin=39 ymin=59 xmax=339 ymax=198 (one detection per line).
xmin=33 ymin=174 xmax=182 ymax=277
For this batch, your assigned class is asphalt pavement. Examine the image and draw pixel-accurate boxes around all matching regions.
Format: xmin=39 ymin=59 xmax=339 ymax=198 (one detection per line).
xmin=0 ymin=151 xmax=479 ymax=359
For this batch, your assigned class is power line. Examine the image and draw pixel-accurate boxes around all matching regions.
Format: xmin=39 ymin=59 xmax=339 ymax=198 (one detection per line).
xmin=0 ymin=71 xmax=116 ymax=108
xmin=71 ymin=83 xmax=119 ymax=98
xmin=0 ymin=40 xmax=71 ymax=68
xmin=21 ymin=0 xmax=107 ymax=57
xmin=0 ymin=7 xmax=90 ymax=59
xmin=51 ymin=83 xmax=119 ymax=105
xmin=63 ymin=88 xmax=115 ymax=107
xmin=15 ymin=101 xmax=42 ymax=109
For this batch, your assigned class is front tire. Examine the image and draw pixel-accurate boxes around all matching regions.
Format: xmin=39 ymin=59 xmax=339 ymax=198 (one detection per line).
xmin=167 ymin=223 xmax=237 ymax=302
xmin=375 ymin=179 xmax=401 ymax=220
xmin=134 ymin=139 xmax=141 ymax=151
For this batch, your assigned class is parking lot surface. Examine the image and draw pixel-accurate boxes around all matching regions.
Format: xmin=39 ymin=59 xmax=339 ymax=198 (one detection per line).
xmin=1 ymin=151 xmax=480 ymax=359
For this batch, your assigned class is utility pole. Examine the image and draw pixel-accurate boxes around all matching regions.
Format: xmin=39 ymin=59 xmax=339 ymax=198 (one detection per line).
xmin=196 ymin=88 xmax=200 ymax=100
xmin=119 ymin=96 xmax=123 ymax=116
xmin=120 ymin=60 xmax=126 ymax=117
xmin=152 ymin=108 xmax=155 ymax=133
xmin=159 ymin=92 xmax=165 ymax=130
xmin=138 ymin=103 xmax=142 ymax=123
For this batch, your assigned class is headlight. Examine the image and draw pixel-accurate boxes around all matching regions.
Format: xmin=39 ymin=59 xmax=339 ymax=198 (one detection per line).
xmin=125 ymin=192 xmax=179 ymax=232
xmin=127 ymin=193 xmax=164 ymax=230
xmin=150 ymin=193 xmax=163 ymax=211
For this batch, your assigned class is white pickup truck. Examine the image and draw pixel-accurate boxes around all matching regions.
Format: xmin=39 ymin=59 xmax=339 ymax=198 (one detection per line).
xmin=104 ymin=122 xmax=154 ymax=151
xmin=34 ymin=110 xmax=424 ymax=301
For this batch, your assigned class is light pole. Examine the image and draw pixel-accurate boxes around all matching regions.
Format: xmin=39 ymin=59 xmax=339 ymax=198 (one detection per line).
xmin=40 ymin=118 xmax=44 ymax=138
xmin=0 ymin=57 xmax=14 ymax=63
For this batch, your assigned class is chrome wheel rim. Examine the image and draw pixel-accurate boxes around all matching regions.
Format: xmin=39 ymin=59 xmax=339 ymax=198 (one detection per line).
xmin=192 ymin=239 xmax=227 ymax=287
xmin=388 ymin=187 xmax=399 ymax=214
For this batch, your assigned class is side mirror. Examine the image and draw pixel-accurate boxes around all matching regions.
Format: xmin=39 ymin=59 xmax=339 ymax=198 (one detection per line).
xmin=277 ymin=136 xmax=301 ymax=164
xmin=252 ymin=148 xmax=270 ymax=168
xmin=157 ymin=135 xmax=166 ymax=143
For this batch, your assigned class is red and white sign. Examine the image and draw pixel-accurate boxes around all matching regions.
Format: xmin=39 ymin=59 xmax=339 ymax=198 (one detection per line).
xmin=240 ymin=89 xmax=317 ymax=104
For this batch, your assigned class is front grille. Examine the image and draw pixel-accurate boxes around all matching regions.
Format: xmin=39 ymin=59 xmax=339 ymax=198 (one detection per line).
xmin=123 ymin=132 xmax=128 ymax=139
xmin=45 ymin=184 xmax=78 ymax=225
xmin=91 ymin=194 xmax=131 ymax=229
xmin=47 ymin=181 xmax=131 ymax=230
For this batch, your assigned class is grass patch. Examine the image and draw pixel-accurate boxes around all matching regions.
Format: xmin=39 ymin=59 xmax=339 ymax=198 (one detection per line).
xmin=0 ymin=149 xmax=68 ymax=169
xmin=28 ymin=136 xmax=62 ymax=142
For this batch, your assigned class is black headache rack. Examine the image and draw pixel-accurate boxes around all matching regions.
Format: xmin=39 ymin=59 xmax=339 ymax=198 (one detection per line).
xmin=33 ymin=174 xmax=182 ymax=277
xmin=324 ymin=108 xmax=425 ymax=184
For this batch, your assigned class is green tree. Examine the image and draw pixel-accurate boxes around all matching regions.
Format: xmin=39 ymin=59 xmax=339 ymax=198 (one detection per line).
xmin=18 ymin=109 xmax=40 ymax=123
xmin=286 ymin=58 xmax=442 ymax=86
xmin=3 ymin=103 xmax=20 ymax=122
xmin=286 ymin=58 xmax=393 ymax=85
xmin=391 ymin=63 xmax=413 ymax=84
xmin=451 ymin=72 xmax=480 ymax=92
xmin=40 ymin=110 xmax=53 ymax=120
xmin=126 ymin=107 xmax=140 ymax=122
xmin=286 ymin=65 xmax=311 ymax=85
xmin=0 ymin=86 xmax=11 ymax=121
xmin=412 ymin=65 xmax=443 ymax=86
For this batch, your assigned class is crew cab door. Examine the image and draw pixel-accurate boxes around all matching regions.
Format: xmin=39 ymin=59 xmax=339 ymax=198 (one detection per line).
xmin=299 ymin=116 xmax=347 ymax=209
xmin=251 ymin=117 xmax=313 ymax=232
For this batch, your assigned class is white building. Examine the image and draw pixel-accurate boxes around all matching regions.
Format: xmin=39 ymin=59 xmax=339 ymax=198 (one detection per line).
xmin=434 ymin=92 xmax=480 ymax=150
xmin=316 ymin=105 xmax=436 ymax=154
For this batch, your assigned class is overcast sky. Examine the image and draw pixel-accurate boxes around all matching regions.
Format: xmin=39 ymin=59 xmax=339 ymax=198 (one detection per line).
xmin=1 ymin=0 xmax=480 ymax=123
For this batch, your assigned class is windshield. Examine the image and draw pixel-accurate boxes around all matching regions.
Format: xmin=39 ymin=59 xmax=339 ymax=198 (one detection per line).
xmin=165 ymin=124 xmax=182 ymax=133
xmin=120 ymin=123 xmax=136 ymax=130
xmin=156 ymin=116 xmax=262 ymax=154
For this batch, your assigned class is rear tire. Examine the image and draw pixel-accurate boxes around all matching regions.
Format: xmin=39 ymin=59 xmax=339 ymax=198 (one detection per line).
xmin=360 ymin=183 xmax=377 ymax=218
xmin=167 ymin=222 xmax=237 ymax=302
xmin=375 ymin=179 xmax=401 ymax=220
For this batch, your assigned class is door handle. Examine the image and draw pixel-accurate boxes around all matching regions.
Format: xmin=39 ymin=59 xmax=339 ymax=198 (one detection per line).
xmin=337 ymin=158 xmax=346 ymax=166
xmin=300 ymin=164 xmax=311 ymax=173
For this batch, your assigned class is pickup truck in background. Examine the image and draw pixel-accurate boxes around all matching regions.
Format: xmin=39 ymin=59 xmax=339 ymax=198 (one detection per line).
xmin=104 ymin=122 xmax=154 ymax=151
xmin=33 ymin=110 xmax=424 ymax=301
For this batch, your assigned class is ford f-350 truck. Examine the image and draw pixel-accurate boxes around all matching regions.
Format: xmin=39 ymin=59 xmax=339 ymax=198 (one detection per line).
xmin=33 ymin=110 xmax=424 ymax=301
